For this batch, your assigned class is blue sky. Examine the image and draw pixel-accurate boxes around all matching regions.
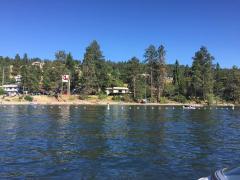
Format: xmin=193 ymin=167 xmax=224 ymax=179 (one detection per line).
xmin=0 ymin=0 xmax=239 ymax=67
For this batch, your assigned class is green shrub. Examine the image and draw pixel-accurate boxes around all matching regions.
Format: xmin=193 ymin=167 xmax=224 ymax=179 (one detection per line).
xmin=24 ymin=95 xmax=33 ymax=102
xmin=112 ymin=95 xmax=122 ymax=101
xmin=149 ymin=97 xmax=156 ymax=103
xmin=0 ymin=88 xmax=5 ymax=95
xmin=206 ymin=94 xmax=214 ymax=105
xmin=174 ymin=94 xmax=187 ymax=103
xmin=98 ymin=92 xmax=108 ymax=100
xmin=79 ymin=94 xmax=88 ymax=100
xmin=163 ymin=84 xmax=176 ymax=97
xmin=122 ymin=94 xmax=133 ymax=102
xmin=159 ymin=97 xmax=167 ymax=104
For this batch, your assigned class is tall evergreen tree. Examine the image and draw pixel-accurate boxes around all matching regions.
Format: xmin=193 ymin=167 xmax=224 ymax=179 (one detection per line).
xmin=144 ymin=45 xmax=157 ymax=100
xmin=21 ymin=65 xmax=42 ymax=92
xmin=65 ymin=53 xmax=75 ymax=72
xmin=65 ymin=53 xmax=77 ymax=90
xmin=225 ymin=66 xmax=240 ymax=103
xmin=214 ymin=63 xmax=225 ymax=102
xmin=15 ymin=54 xmax=21 ymax=62
xmin=156 ymin=45 xmax=166 ymax=102
xmin=173 ymin=60 xmax=181 ymax=95
xmin=81 ymin=40 xmax=103 ymax=94
xmin=181 ymin=65 xmax=192 ymax=97
xmin=55 ymin=50 xmax=67 ymax=62
xmin=127 ymin=57 xmax=142 ymax=99
xmin=191 ymin=46 xmax=214 ymax=100
xmin=42 ymin=61 xmax=68 ymax=92
xmin=23 ymin=53 xmax=29 ymax=64
xmin=12 ymin=54 xmax=21 ymax=76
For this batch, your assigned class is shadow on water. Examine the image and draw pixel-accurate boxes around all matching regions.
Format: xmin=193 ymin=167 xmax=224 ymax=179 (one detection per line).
xmin=0 ymin=105 xmax=239 ymax=179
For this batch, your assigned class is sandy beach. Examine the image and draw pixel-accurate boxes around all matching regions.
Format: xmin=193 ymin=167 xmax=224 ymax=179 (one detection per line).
xmin=0 ymin=95 xmax=235 ymax=107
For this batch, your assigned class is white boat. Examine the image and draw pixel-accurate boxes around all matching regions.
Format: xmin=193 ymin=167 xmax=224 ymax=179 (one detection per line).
xmin=183 ymin=105 xmax=196 ymax=110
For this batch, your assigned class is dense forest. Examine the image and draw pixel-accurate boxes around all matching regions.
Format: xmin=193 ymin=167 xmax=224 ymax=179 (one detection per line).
xmin=0 ymin=40 xmax=240 ymax=104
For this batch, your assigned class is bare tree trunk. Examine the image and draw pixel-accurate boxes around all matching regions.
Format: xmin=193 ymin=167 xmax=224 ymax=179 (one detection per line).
xmin=150 ymin=67 xmax=153 ymax=99
xmin=133 ymin=76 xmax=136 ymax=99
xmin=157 ymin=65 xmax=166 ymax=103
xmin=158 ymin=82 xmax=162 ymax=103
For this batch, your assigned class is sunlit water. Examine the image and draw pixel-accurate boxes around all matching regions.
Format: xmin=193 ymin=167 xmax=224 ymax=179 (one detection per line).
xmin=0 ymin=105 xmax=239 ymax=179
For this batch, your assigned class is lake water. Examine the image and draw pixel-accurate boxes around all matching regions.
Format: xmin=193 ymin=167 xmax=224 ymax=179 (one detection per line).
xmin=0 ymin=105 xmax=239 ymax=179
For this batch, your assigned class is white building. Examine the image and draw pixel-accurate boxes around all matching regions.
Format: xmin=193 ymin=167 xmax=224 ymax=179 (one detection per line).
xmin=14 ymin=75 xmax=22 ymax=83
xmin=32 ymin=61 xmax=45 ymax=69
xmin=105 ymin=87 xmax=129 ymax=95
xmin=0 ymin=84 xmax=19 ymax=96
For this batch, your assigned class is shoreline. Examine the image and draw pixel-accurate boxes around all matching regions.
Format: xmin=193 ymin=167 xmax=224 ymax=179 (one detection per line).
xmin=0 ymin=95 xmax=236 ymax=106
xmin=0 ymin=101 xmax=236 ymax=107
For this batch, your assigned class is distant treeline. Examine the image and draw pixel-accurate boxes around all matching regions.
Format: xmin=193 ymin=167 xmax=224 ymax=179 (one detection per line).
xmin=0 ymin=40 xmax=240 ymax=104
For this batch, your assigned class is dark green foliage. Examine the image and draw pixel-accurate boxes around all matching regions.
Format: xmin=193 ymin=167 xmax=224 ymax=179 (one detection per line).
xmin=173 ymin=60 xmax=180 ymax=91
xmin=0 ymin=88 xmax=5 ymax=95
xmin=0 ymin=42 xmax=239 ymax=104
xmin=112 ymin=95 xmax=122 ymax=101
xmin=21 ymin=65 xmax=42 ymax=92
xmin=125 ymin=57 xmax=144 ymax=99
xmin=55 ymin=51 xmax=67 ymax=62
xmin=42 ymin=61 xmax=68 ymax=92
xmin=156 ymin=45 xmax=166 ymax=102
xmin=24 ymin=95 xmax=33 ymax=102
xmin=163 ymin=83 xmax=176 ymax=98
xmin=12 ymin=54 xmax=22 ymax=76
xmin=66 ymin=53 xmax=75 ymax=72
xmin=97 ymin=92 xmax=108 ymax=100
xmin=23 ymin=53 xmax=28 ymax=64
xmin=174 ymin=94 xmax=187 ymax=103
xmin=144 ymin=44 xmax=166 ymax=102
xmin=191 ymin=46 xmax=214 ymax=100
xmin=144 ymin=45 xmax=157 ymax=99
xmin=79 ymin=94 xmax=89 ymax=100
xmin=122 ymin=94 xmax=133 ymax=102
xmin=81 ymin=40 xmax=102 ymax=94
xmin=224 ymin=66 xmax=240 ymax=103
xmin=65 ymin=53 xmax=79 ymax=90
xmin=206 ymin=93 xmax=214 ymax=105
xmin=0 ymin=57 xmax=12 ymax=84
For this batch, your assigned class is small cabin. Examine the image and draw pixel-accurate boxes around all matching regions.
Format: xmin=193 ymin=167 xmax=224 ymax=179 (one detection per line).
xmin=0 ymin=84 xmax=19 ymax=96
xmin=105 ymin=87 xmax=129 ymax=95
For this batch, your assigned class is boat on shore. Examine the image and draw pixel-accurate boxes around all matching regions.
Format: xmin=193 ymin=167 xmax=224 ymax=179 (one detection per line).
xmin=183 ymin=105 xmax=197 ymax=109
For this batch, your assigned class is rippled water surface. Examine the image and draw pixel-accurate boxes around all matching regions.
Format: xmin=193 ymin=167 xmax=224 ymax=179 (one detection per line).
xmin=0 ymin=105 xmax=240 ymax=179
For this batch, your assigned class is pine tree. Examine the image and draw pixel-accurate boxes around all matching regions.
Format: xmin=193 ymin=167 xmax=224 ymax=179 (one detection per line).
xmin=55 ymin=51 xmax=67 ymax=62
xmin=191 ymin=46 xmax=214 ymax=100
xmin=12 ymin=54 xmax=21 ymax=76
xmin=127 ymin=57 xmax=142 ymax=99
xmin=81 ymin=40 xmax=103 ymax=94
xmin=181 ymin=65 xmax=192 ymax=98
xmin=225 ymin=66 xmax=240 ymax=103
xmin=173 ymin=60 xmax=180 ymax=94
xmin=156 ymin=45 xmax=166 ymax=102
xmin=214 ymin=63 xmax=225 ymax=102
xmin=144 ymin=45 xmax=157 ymax=100
xmin=23 ymin=53 xmax=28 ymax=64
